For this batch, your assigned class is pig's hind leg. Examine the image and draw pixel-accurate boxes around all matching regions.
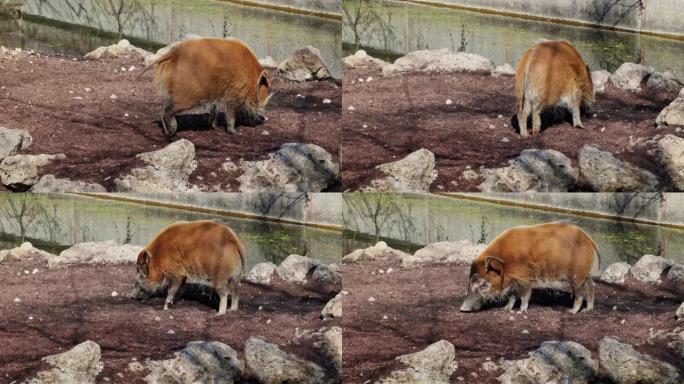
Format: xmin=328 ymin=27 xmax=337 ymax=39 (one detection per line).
xmin=581 ymin=278 xmax=595 ymax=312
xmin=229 ymin=278 xmax=239 ymax=312
xmin=518 ymin=285 xmax=533 ymax=313
xmin=164 ymin=277 xmax=186 ymax=310
xmin=215 ymin=283 xmax=230 ymax=316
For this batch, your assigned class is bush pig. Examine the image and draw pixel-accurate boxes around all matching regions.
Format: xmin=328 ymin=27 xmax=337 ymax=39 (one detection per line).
xmin=460 ymin=222 xmax=599 ymax=314
xmin=130 ymin=220 xmax=246 ymax=315
xmin=515 ymin=40 xmax=594 ymax=137
xmin=145 ymin=38 xmax=272 ymax=137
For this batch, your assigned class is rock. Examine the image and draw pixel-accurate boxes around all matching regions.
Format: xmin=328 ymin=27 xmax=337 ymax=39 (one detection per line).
xmin=498 ymin=340 xmax=597 ymax=384
xmin=259 ymin=56 xmax=278 ymax=68
xmin=307 ymin=327 xmax=342 ymax=379
xmin=311 ymin=264 xmax=342 ymax=286
xmin=237 ymin=143 xmax=339 ymax=192
xmin=601 ymin=262 xmax=631 ymax=284
xmin=376 ymin=340 xmax=457 ymax=384
xmin=366 ymin=149 xmax=437 ymax=193
xmin=143 ymin=341 xmax=244 ymax=384
xmin=278 ymin=46 xmax=331 ymax=82
xmin=245 ymin=262 xmax=277 ymax=285
xmin=578 ymin=144 xmax=659 ymax=191
xmin=50 ymin=241 xmax=143 ymax=268
xmin=599 ymin=336 xmax=680 ymax=384
xmin=114 ymin=139 xmax=197 ymax=193
xmin=276 ymin=254 xmax=320 ymax=283
xmin=84 ymin=39 xmax=150 ymax=60
xmin=342 ymin=50 xmax=389 ymax=70
xmin=630 ymin=254 xmax=674 ymax=283
xmin=0 ymin=153 xmax=65 ymax=191
xmin=342 ymin=242 xmax=411 ymax=263
xmin=26 ymin=341 xmax=102 ymax=384
xmin=493 ymin=63 xmax=515 ymax=76
xmin=657 ymin=134 xmax=684 ymax=189
xmin=592 ymin=70 xmax=611 ymax=94
xmin=382 ymin=49 xmax=494 ymax=76
xmin=677 ymin=302 xmax=684 ymax=320
xmin=322 ymin=292 xmax=342 ymax=318
xmin=402 ymin=241 xmax=486 ymax=267
xmin=245 ymin=336 xmax=327 ymax=384
xmin=0 ymin=127 xmax=32 ymax=159
xmin=0 ymin=242 xmax=55 ymax=263
xmin=478 ymin=149 xmax=578 ymax=192
xmin=667 ymin=264 xmax=684 ymax=283
xmin=31 ymin=175 xmax=106 ymax=193
xmin=656 ymin=89 xmax=684 ymax=127
xmin=610 ymin=62 xmax=654 ymax=91
xmin=646 ymin=71 xmax=682 ymax=92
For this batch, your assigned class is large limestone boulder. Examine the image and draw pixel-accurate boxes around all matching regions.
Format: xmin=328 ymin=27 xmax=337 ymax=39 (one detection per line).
xmin=656 ymin=134 xmax=684 ymax=190
xmin=31 ymin=175 xmax=105 ymax=193
xmin=578 ymin=144 xmax=659 ymax=191
xmin=114 ymin=139 xmax=197 ymax=193
xmin=342 ymin=50 xmax=389 ymax=70
xmin=656 ymin=88 xmax=684 ymax=127
xmin=276 ymin=254 xmax=320 ymax=283
xmin=610 ymin=62 xmax=654 ymax=91
xmin=493 ymin=63 xmax=515 ymax=76
xmin=342 ymin=242 xmax=411 ymax=263
xmin=601 ymin=262 xmax=631 ymax=284
xmin=382 ymin=49 xmax=494 ymax=76
xmin=646 ymin=71 xmax=683 ymax=92
xmin=478 ymin=149 xmax=578 ymax=192
xmin=311 ymin=263 xmax=342 ymax=286
xmin=498 ymin=340 xmax=597 ymax=384
xmin=245 ymin=262 xmax=277 ymax=285
xmin=677 ymin=302 xmax=684 ymax=321
xmin=0 ymin=153 xmax=65 ymax=191
xmin=26 ymin=341 xmax=103 ymax=384
xmin=599 ymin=336 xmax=680 ymax=384
xmin=667 ymin=263 xmax=684 ymax=283
xmin=245 ymin=336 xmax=327 ymax=384
xmin=84 ymin=39 xmax=150 ymax=60
xmin=0 ymin=127 xmax=32 ymax=159
xmin=630 ymin=254 xmax=673 ymax=283
xmin=321 ymin=292 xmax=342 ymax=319
xmin=237 ymin=143 xmax=339 ymax=192
xmin=402 ymin=240 xmax=486 ymax=267
xmin=366 ymin=149 xmax=437 ymax=193
xmin=0 ymin=241 xmax=55 ymax=263
xmin=376 ymin=340 xmax=457 ymax=384
xmin=143 ymin=341 xmax=244 ymax=384
xmin=305 ymin=326 xmax=342 ymax=380
xmin=278 ymin=46 xmax=331 ymax=82
xmin=50 ymin=241 xmax=143 ymax=268
xmin=592 ymin=70 xmax=611 ymax=94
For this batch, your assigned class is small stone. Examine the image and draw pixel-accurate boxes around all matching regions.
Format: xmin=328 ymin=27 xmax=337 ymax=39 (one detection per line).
xmin=154 ymin=316 xmax=161 ymax=321
xmin=167 ymin=329 xmax=175 ymax=335
xmin=367 ymin=76 xmax=373 ymax=82
xmin=14 ymin=297 xmax=21 ymax=303
xmin=322 ymin=99 xmax=331 ymax=104
xmin=502 ymin=137 xmax=509 ymax=143
xmin=368 ymin=296 xmax=376 ymax=302
xmin=110 ymin=94 xmax=117 ymax=99
xmin=445 ymin=99 xmax=453 ymax=105
xmin=383 ymin=315 xmax=388 ymax=320
xmin=111 ymin=291 xmax=118 ymax=297
xmin=508 ymin=316 xmax=515 ymax=321
xmin=266 ymin=319 xmax=272 ymax=324
xmin=348 ymin=105 xmax=355 ymax=111
xmin=261 ymin=130 xmax=270 ymax=136
xmin=521 ymin=329 xmax=529 ymax=334
xmin=28 ymin=316 xmax=33 ymax=320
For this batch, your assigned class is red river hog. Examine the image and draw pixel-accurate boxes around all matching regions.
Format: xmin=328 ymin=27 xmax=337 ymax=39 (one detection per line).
xmin=516 ymin=40 xmax=594 ymax=137
xmin=146 ymin=38 xmax=272 ymax=137
xmin=130 ymin=220 xmax=246 ymax=315
xmin=460 ymin=222 xmax=599 ymax=314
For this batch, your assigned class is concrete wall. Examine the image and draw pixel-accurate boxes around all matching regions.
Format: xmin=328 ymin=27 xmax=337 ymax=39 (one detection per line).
xmin=238 ymin=0 xmax=341 ymax=15
xmin=410 ymin=0 xmax=684 ymax=37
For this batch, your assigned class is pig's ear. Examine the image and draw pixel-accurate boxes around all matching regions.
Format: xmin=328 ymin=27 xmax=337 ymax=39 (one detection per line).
xmin=136 ymin=250 xmax=150 ymax=275
xmin=485 ymin=256 xmax=505 ymax=276
xmin=258 ymin=70 xmax=270 ymax=89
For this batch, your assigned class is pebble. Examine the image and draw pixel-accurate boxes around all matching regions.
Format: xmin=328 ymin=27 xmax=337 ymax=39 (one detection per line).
xmin=128 ymin=65 xmax=136 ymax=71
xmin=612 ymin=305 xmax=617 ymax=311
xmin=84 ymin=88 xmax=92 ymax=92
xmin=154 ymin=316 xmax=161 ymax=321
xmin=445 ymin=99 xmax=453 ymax=105
xmin=28 ymin=316 xmax=34 ymax=320
xmin=497 ymin=114 xmax=503 ymax=119
xmin=382 ymin=315 xmax=388 ymax=320
xmin=348 ymin=105 xmax=355 ymax=111
xmin=489 ymin=124 xmax=495 ymax=129
xmin=358 ymin=78 xmax=364 ymax=82
xmin=296 ymin=94 xmax=304 ymax=98
xmin=167 ymin=329 xmax=175 ymax=335
xmin=322 ymin=98 xmax=331 ymax=104
xmin=378 ymin=269 xmax=384 ymax=274
xmin=521 ymin=329 xmax=529 ymax=334
xmin=362 ymin=124 xmax=368 ymax=128
xmin=124 ymin=113 xmax=129 ymax=117
xmin=111 ymin=291 xmax=118 ymax=297
xmin=368 ymin=296 xmax=376 ymax=302
xmin=508 ymin=316 xmax=515 ymax=321
xmin=366 ymin=76 xmax=373 ymax=82
xmin=601 ymin=127 xmax=606 ymax=132
xmin=386 ymin=268 xmax=393 ymax=274
xmin=501 ymin=137 xmax=509 ymax=143
xmin=341 ymin=291 xmax=350 ymax=295
xmin=620 ymin=319 xmax=626 ymax=324
xmin=23 ymin=270 xmax=30 ymax=274
xmin=258 ymin=306 xmax=263 ymax=311
xmin=14 ymin=297 xmax=21 ymax=303
xmin=120 ymin=67 xmax=127 ymax=72
xmin=266 ymin=319 xmax=272 ymax=324
xmin=69 ymin=90 xmax=74 ymax=94
xmin=110 ymin=94 xmax=117 ymax=100
xmin=261 ymin=131 xmax=270 ymax=136
xmin=74 ymin=96 xmax=83 ymax=100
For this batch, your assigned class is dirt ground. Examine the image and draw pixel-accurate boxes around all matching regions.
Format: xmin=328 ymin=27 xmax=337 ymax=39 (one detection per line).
xmin=0 ymin=51 xmax=341 ymax=192
xmin=0 ymin=255 xmax=339 ymax=383
xmin=342 ymin=64 xmax=682 ymax=191
xmin=342 ymin=258 xmax=683 ymax=384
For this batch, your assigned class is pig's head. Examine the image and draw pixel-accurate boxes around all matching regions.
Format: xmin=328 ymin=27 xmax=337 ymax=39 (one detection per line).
xmin=129 ymin=250 xmax=163 ymax=300
xmin=460 ymin=256 xmax=507 ymax=312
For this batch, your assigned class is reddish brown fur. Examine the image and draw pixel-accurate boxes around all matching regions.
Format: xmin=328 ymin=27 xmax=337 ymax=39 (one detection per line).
xmin=152 ymin=38 xmax=272 ymax=137
xmin=463 ymin=222 xmax=599 ymax=313
xmin=516 ymin=40 xmax=594 ymax=137
xmin=133 ymin=220 xmax=246 ymax=315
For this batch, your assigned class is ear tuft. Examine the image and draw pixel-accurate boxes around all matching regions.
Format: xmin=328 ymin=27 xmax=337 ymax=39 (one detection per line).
xmin=136 ymin=250 xmax=150 ymax=266
xmin=259 ymin=71 xmax=270 ymax=88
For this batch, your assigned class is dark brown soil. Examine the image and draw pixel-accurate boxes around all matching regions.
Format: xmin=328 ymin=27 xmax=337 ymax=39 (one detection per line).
xmin=0 ymin=255 xmax=339 ymax=383
xmin=342 ymin=258 xmax=683 ymax=384
xmin=0 ymin=51 xmax=341 ymax=192
xmin=341 ymin=64 xmax=682 ymax=191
